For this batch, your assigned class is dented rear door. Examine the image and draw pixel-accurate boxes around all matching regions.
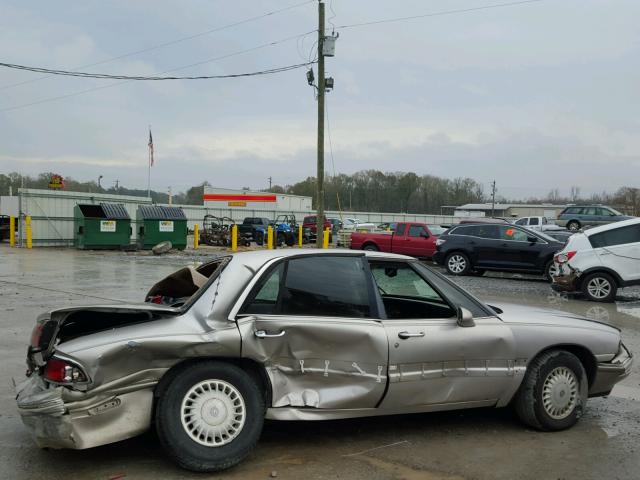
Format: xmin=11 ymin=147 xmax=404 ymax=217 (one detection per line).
xmin=238 ymin=315 xmax=388 ymax=408
xmin=236 ymin=254 xmax=388 ymax=409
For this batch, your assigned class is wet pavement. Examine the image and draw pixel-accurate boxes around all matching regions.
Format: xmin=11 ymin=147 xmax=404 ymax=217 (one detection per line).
xmin=0 ymin=246 xmax=639 ymax=480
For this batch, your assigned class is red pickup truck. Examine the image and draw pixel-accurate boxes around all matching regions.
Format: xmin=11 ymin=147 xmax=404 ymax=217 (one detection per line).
xmin=349 ymin=222 xmax=447 ymax=258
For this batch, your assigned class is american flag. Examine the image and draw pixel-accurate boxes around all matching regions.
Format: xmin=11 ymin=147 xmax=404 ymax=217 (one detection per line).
xmin=148 ymin=129 xmax=154 ymax=166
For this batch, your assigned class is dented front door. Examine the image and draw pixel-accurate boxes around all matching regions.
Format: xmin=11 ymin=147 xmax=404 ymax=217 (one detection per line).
xmin=238 ymin=315 xmax=388 ymax=408
xmin=380 ymin=317 xmax=517 ymax=409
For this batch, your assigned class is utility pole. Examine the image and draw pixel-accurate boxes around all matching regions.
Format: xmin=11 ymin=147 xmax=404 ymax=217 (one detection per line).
xmin=491 ymin=180 xmax=497 ymax=218
xmin=268 ymin=176 xmax=272 ymax=190
xmin=315 ymin=0 xmax=326 ymax=247
xmin=168 ymin=186 xmax=173 ymax=205
xmin=114 ymin=179 xmax=119 ymax=191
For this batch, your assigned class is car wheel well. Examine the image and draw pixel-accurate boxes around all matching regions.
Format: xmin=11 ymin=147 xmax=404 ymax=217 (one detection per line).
xmin=154 ymin=357 xmax=272 ymax=409
xmin=530 ymin=345 xmax=597 ymax=388
xmin=578 ymin=268 xmax=624 ymax=288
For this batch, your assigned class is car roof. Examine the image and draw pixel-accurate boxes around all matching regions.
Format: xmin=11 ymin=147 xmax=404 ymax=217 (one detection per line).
xmin=582 ymin=217 xmax=640 ymax=236
xmin=229 ymin=248 xmax=413 ymax=271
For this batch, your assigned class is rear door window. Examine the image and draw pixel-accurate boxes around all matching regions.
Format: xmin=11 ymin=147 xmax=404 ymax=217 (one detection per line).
xmin=529 ymin=217 xmax=540 ymax=225
xmin=589 ymin=225 xmax=640 ymax=248
xmin=281 ymin=256 xmax=371 ymax=318
xmin=395 ymin=223 xmax=407 ymax=236
xmin=476 ymin=225 xmax=499 ymax=239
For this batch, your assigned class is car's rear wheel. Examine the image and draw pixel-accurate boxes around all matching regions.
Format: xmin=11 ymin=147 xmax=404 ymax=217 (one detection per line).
xmin=581 ymin=272 xmax=617 ymax=302
xmin=515 ymin=350 xmax=588 ymax=431
xmin=363 ymin=244 xmax=379 ymax=251
xmin=445 ymin=252 xmax=471 ymax=275
xmin=567 ymin=220 xmax=581 ymax=232
xmin=156 ymin=362 xmax=264 ymax=472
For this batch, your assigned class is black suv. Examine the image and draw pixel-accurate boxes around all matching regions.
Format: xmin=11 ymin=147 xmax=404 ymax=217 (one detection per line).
xmin=433 ymin=223 xmax=564 ymax=278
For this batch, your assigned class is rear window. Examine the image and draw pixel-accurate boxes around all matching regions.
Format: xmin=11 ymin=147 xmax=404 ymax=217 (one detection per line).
xmin=589 ymin=224 xmax=640 ymax=248
xmin=395 ymin=223 xmax=407 ymax=236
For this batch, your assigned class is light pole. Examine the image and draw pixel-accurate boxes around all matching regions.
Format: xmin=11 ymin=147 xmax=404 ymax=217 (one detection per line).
xmin=98 ymin=175 xmax=103 ymax=189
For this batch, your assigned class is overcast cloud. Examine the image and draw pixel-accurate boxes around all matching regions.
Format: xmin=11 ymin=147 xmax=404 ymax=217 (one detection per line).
xmin=1 ymin=0 xmax=639 ymax=198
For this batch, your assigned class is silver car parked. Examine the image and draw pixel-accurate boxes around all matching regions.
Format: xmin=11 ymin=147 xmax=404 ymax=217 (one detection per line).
xmin=16 ymin=250 xmax=632 ymax=472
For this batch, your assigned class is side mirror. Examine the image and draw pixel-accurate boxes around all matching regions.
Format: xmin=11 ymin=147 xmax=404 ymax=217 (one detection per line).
xmin=421 ymin=231 xmax=430 ymax=238
xmin=457 ymin=307 xmax=475 ymax=327
xmin=527 ymin=236 xmax=538 ymax=243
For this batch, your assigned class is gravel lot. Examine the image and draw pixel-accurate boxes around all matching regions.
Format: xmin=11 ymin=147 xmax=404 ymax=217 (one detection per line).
xmin=1 ymin=247 xmax=638 ymax=480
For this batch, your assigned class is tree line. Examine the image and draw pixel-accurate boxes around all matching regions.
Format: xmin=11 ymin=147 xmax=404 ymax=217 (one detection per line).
xmin=1 ymin=170 xmax=638 ymax=215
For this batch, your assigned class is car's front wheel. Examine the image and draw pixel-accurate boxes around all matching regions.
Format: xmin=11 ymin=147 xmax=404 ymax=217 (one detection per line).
xmin=515 ymin=350 xmax=588 ymax=431
xmin=362 ymin=244 xmax=379 ymax=251
xmin=156 ymin=362 xmax=264 ymax=472
xmin=445 ymin=252 xmax=471 ymax=275
xmin=581 ymin=272 xmax=617 ymax=302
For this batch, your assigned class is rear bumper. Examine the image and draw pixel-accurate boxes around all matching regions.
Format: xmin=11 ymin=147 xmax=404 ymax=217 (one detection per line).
xmin=551 ymin=265 xmax=581 ymax=293
xmin=16 ymin=375 xmax=153 ymax=450
xmin=589 ymin=344 xmax=633 ymax=397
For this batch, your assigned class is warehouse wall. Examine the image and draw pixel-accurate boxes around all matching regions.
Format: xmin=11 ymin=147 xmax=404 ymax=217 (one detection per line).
xmin=17 ymin=188 xmax=461 ymax=247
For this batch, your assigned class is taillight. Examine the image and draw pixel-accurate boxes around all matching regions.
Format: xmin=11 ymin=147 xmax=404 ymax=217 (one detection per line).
xmin=436 ymin=238 xmax=446 ymax=246
xmin=30 ymin=323 xmax=44 ymax=347
xmin=555 ymin=251 xmax=577 ymax=264
xmin=44 ymin=357 xmax=88 ymax=384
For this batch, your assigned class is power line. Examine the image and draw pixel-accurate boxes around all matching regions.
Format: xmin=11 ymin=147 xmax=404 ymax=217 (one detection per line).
xmin=0 ymin=0 xmax=315 ymax=91
xmin=0 ymin=60 xmax=315 ymax=81
xmin=0 ymin=30 xmax=316 ymax=113
xmin=336 ymin=0 xmax=545 ymax=30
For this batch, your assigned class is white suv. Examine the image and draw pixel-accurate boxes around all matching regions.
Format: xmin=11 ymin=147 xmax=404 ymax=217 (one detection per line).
xmin=552 ymin=218 xmax=640 ymax=302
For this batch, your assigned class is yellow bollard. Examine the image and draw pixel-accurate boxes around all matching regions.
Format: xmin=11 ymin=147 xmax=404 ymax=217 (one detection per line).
xmin=9 ymin=216 xmax=15 ymax=247
xmin=267 ymin=226 xmax=273 ymax=250
xmin=194 ymin=224 xmax=199 ymax=250
xmin=231 ymin=224 xmax=238 ymax=252
xmin=298 ymin=224 xmax=303 ymax=247
xmin=322 ymin=228 xmax=330 ymax=249
xmin=26 ymin=215 xmax=32 ymax=249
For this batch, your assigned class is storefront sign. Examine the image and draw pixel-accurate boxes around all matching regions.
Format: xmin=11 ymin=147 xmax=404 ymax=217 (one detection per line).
xmin=48 ymin=174 xmax=64 ymax=189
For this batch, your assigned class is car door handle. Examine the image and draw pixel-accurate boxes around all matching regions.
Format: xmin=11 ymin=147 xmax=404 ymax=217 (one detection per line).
xmin=254 ymin=329 xmax=286 ymax=338
xmin=398 ymin=331 xmax=425 ymax=339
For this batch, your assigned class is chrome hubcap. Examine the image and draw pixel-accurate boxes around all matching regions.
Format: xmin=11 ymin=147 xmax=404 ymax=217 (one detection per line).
xmin=568 ymin=223 xmax=579 ymax=231
xmin=587 ymin=277 xmax=612 ymax=299
xmin=180 ymin=380 xmax=245 ymax=447
xmin=448 ymin=255 xmax=466 ymax=273
xmin=542 ymin=367 xmax=578 ymax=419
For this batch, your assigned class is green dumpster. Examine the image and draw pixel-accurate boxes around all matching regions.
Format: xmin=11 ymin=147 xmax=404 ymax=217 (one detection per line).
xmin=74 ymin=203 xmax=132 ymax=250
xmin=136 ymin=205 xmax=187 ymax=250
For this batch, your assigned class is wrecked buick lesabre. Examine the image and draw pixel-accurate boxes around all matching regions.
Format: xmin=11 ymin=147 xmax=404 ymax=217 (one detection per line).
xmin=16 ymin=250 xmax=632 ymax=471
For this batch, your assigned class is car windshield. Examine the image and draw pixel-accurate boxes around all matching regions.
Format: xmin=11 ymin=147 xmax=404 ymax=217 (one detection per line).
xmin=428 ymin=225 xmax=447 ymax=235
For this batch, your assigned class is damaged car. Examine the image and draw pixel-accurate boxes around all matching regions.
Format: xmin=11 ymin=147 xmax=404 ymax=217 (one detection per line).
xmin=16 ymin=250 xmax=632 ymax=472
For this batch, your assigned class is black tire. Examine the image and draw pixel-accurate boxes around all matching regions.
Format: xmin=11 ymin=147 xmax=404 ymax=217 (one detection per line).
xmin=255 ymin=232 xmax=264 ymax=246
xmin=581 ymin=272 xmax=617 ymax=303
xmin=445 ymin=252 xmax=471 ymax=275
xmin=543 ymin=260 xmax=558 ymax=282
xmin=363 ymin=244 xmax=379 ymax=251
xmin=276 ymin=233 xmax=285 ymax=247
xmin=567 ymin=220 xmax=581 ymax=232
xmin=156 ymin=362 xmax=264 ymax=472
xmin=515 ymin=350 xmax=588 ymax=431
xmin=285 ymin=234 xmax=295 ymax=247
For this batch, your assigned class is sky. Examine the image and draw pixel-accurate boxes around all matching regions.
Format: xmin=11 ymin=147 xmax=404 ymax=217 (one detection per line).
xmin=1 ymin=0 xmax=639 ymax=199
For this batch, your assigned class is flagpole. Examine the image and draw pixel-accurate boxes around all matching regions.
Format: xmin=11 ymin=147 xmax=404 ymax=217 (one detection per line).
xmin=147 ymin=125 xmax=151 ymax=199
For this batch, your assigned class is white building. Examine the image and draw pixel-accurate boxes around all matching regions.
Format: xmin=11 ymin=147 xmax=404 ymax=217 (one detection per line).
xmin=203 ymin=187 xmax=312 ymax=212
